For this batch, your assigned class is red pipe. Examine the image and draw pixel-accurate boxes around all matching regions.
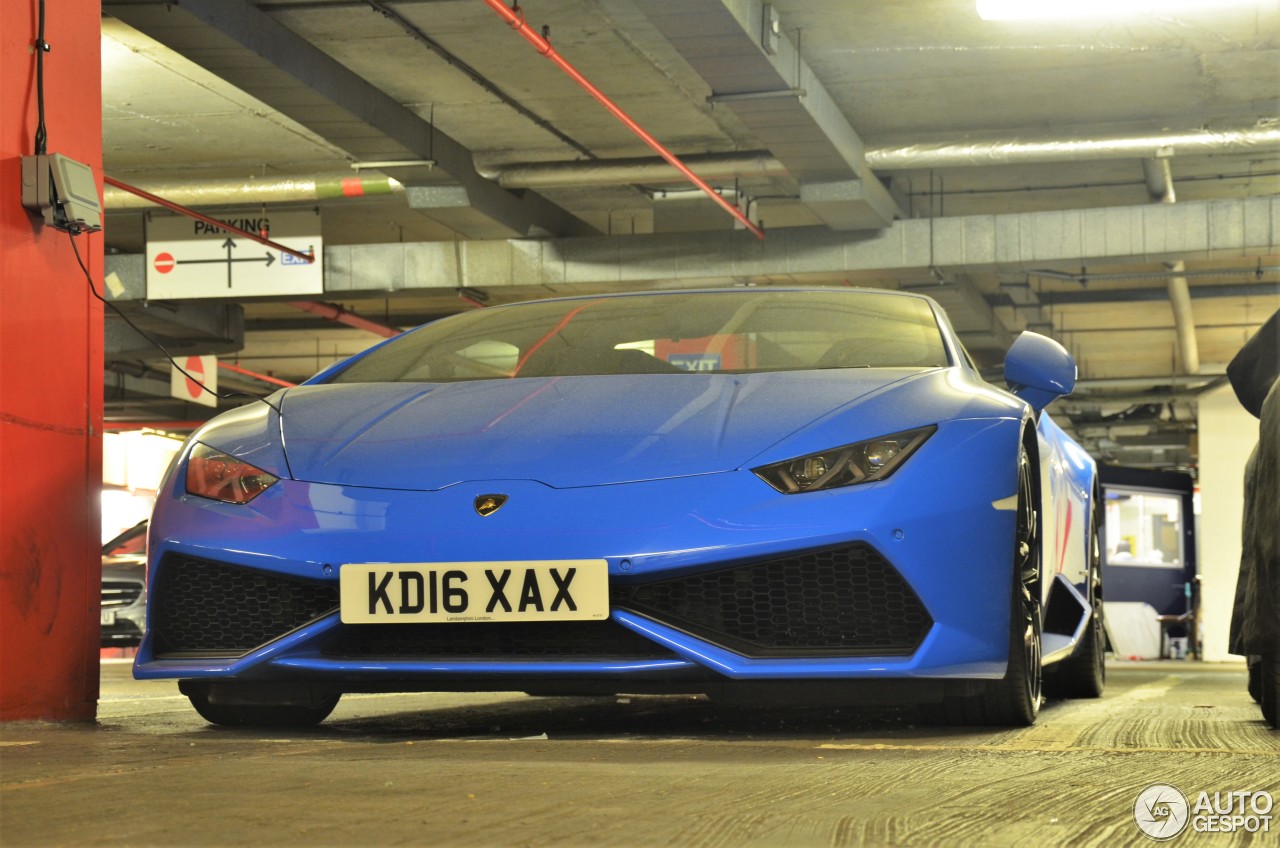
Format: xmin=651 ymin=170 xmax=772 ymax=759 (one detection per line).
xmin=217 ymin=362 xmax=297 ymax=388
xmin=287 ymin=300 xmax=402 ymax=337
xmin=103 ymin=175 xmax=316 ymax=264
xmin=481 ymin=0 xmax=766 ymax=240
xmin=512 ymin=299 xmax=600 ymax=375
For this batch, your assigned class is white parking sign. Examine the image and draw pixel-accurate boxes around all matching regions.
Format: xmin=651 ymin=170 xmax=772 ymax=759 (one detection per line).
xmin=146 ymin=209 xmax=323 ymax=299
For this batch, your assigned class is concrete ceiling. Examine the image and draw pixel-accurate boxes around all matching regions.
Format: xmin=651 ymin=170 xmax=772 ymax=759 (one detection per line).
xmin=95 ymin=0 xmax=1280 ymax=471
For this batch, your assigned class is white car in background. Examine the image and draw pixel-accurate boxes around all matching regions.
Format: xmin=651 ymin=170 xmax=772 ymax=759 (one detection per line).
xmin=101 ymin=521 xmax=147 ymax=647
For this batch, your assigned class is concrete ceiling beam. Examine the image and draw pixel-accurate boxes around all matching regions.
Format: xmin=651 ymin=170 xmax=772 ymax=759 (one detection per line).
xmin=102 ymin=197 xmax=1280 ymax=299
xmin=103 ymin=0 xmax=596 ymax=240
xmin=638 ymin=0 xmax=904 ymax=230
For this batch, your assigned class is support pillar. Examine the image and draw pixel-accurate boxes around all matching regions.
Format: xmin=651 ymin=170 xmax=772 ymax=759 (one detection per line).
xmin=1 ymin=0 xmax=104 ymax=720
xmin=1196 ymin=383 xmax=1258 ymax=663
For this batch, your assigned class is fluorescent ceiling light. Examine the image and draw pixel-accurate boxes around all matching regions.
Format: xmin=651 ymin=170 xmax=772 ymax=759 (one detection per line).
xmin=977 ymin=0 xmax=1258 ymax=20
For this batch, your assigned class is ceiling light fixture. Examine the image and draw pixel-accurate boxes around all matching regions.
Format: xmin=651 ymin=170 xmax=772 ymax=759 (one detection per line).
xmin=351 ymin=160 xmax=435 ymax=171
xmin=977 ymin=0 xmax=1258 ymax=20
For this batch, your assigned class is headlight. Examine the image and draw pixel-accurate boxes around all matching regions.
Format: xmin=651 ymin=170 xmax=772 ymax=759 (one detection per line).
xmin=753 ymin=426 xmax=935 ymax=494
xmin=185 ymin=442 xmax=279 ymax=504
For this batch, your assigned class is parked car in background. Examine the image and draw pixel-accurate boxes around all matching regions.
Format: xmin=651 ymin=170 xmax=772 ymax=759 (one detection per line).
xmin=133 ymin=288 xmax=1103 ymax=727
xmin=101 ymin=520 xmax=147 ymax=647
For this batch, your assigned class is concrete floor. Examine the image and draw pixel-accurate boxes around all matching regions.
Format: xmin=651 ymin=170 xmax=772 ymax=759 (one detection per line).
xmin=1 ymin=661 xmax=1275 ymax=847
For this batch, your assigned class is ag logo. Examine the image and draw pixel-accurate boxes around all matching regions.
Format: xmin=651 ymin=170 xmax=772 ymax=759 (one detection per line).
xmin=474 ymin=494 xmax=508 ymax=517
xmin=1134 ymin=784 xmax=1190 ymax=840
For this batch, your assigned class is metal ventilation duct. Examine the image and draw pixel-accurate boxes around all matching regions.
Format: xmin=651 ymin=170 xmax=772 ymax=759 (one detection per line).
xmin=483 ymin=124 xmax=1280 ymax=189
xmin=866 ymin=123 xmax=1280 ymax=170
xmin=103 ymin=175 xmax=403 ymax=210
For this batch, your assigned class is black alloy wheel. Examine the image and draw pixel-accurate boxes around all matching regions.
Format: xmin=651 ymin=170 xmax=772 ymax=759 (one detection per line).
xmin=921 ymin=440 xmax=1042 ymax=726
xmin=979 ymin=441 xmax=1045 ymax=725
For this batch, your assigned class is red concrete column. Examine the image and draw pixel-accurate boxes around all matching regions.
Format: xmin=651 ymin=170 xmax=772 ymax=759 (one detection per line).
xmin=1 ymin=0 xmax=103 ymax=721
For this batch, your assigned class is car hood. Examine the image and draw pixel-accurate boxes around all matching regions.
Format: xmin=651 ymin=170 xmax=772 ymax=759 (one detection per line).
xmin=102 ymin=555 xmax=146 ymax=580
xmin=277 ymin=371 xmax=927 ymax=490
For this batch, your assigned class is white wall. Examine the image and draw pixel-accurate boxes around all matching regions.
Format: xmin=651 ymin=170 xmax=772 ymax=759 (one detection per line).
xmin=102 ymin=431 xmax=183 ymax=541
xmin=1196 ymin=383 xmax=1260 ymax=661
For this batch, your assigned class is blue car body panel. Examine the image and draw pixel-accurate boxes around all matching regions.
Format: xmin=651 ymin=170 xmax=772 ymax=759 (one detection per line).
xmin=274 ymin=370 xmax=931 ymax=490
xmin=135 ymin=288 xmax=1097 ymax=701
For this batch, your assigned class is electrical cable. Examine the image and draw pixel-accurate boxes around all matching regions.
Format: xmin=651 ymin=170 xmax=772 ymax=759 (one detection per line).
xmin=35 ymin=2 xmax=277 ymax=419
xmin=66 ymin=230 xmax=284 ymax=416
xmin=33 ymin=0 xmax=48 ymax=155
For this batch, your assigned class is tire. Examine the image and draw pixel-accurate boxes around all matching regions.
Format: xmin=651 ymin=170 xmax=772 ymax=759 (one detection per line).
xmin=1044 ymin=503 xmax=1106 ymax=699
xmin=923 ymin=442 xmax=1042 ymax=726
xmin=184 ymin=683 xmax=340 ymax=728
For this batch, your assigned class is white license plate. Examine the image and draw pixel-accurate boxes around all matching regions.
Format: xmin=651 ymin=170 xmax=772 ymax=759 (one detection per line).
xmin=339 ymin=560 xmax=609 ymax=624
xmin=100 ymin=611 xmax=116 ymax=626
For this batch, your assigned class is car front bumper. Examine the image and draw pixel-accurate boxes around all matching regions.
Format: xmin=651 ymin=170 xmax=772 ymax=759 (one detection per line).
xmin=135 ymin=417 xmax=1023 ymax=687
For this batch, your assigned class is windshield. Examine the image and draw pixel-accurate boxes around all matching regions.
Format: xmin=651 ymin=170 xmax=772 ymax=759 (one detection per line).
xmin=327 ymin=289 xmax=949 ymax=384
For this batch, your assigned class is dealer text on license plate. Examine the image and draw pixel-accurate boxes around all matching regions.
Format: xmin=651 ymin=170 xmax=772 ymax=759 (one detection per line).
xmin=339 ymin=560 xmax=608 ymax=624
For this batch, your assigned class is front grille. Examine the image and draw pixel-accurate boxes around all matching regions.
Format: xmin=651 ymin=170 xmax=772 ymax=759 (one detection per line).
xmin=149 ymin=545 xmax=929 ymax=662
xmin=151 ymin=554 xmax=338 ymax=657
xmin=101 ymin=581 xmax=142 ymax=608
xmin=325 ymin=619 xmax=678 ymax=661
xmin=612 ymin=544 xmax=931 ymax=658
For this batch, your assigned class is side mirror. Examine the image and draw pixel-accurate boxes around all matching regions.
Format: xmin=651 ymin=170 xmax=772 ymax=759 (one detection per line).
xmin=1005 ymin=332 xmax=1076 ymax=412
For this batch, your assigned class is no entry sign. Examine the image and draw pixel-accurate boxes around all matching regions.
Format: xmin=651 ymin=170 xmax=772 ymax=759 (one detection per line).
xmin=170 ymin=355 xmax=217 ymax=408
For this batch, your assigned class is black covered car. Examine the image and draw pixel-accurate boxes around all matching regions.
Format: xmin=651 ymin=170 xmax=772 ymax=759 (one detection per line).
xmin=1227 ymin=309 xmax=1279 ymax=729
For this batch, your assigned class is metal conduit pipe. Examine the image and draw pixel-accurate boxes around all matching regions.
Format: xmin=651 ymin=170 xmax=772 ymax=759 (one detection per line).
xmin=286 ymin=300 xmax=402 ymax=338
xmin=1166 ymin=260 xmax=1201 ymax=375
xmin=103 ymin=175 xmax=403 ymax=210
xmin=864 ymin=123 xmax=1280 ymax=170
xmin=100 ymin=126 xmax=1279 ymax=204
xmin=1139 ymin=144 xmax=1201 ymax=377
xmin=479 ymin=0 xmax=765 ymax=239
xmin=105 ymin=175 xmax=316 ymax=264
xmin=1027 ymin=268 xmax=1279 ymax=285
xmin=479 ymin=124 xmax=1280 ymax=189
xmin=1142 ymin=157 xmax=1177 ymax=204
xmin=217 ymin=362 xmax=297 ymax=389
xmin=1074 ymin=376 xmax=1223 ymax=391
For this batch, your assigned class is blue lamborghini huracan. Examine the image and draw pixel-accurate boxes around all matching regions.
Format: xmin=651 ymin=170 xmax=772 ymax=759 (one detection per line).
xmin=135 ymin=288 xmax=1104 ymax=726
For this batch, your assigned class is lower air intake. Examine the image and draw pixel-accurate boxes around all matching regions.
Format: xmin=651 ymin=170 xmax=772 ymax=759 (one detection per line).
xmin=325 ymin=619 xmax=678 ymax=661
xmin=612 ymin=543 xmax=931 ymax=658
xmin=151 ymin=554 xmax=339 ymax=657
